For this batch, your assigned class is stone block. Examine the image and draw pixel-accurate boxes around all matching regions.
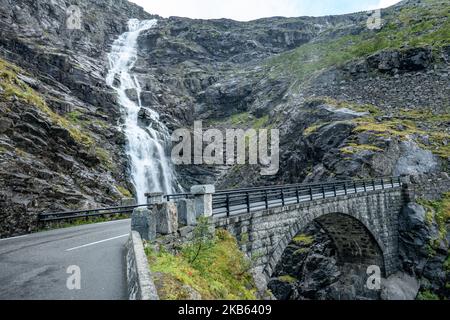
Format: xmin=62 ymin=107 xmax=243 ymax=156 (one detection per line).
xmin=155 ymin=202 xmax=178 ymax=235
xmin=131 ymin=207 xmax=156 ymax=241
xmin=177 ymin=199 xmax=197 ymax=226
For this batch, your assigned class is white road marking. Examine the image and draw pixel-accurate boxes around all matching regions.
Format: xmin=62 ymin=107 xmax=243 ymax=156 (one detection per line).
xmin=65 ymin=234 xmax=129 ymax=252
xmin=0 ymin=234 xmax=29 ymax=242
xmin=0 ymin=219 xmax=130 ymax=242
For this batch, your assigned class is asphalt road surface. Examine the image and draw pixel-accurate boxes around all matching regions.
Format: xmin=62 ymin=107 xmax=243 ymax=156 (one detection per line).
xmin=0 ymin=219 xmax=131 ymax=300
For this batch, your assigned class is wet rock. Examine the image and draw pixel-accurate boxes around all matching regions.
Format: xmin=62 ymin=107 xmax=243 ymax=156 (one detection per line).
xmin=381 ymin=272 xmax=420 ymax=300
xmin=267 ymin=278 xmax=295 ymax=300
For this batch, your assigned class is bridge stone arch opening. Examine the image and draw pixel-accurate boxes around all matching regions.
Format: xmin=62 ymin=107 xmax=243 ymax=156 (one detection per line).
xmin=314 ymin=213 xmax=385 ymax=275
xmin=265 ymin=211 xmax=387 ymax=282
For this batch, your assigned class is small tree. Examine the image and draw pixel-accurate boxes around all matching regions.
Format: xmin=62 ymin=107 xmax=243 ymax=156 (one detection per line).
xmin=186 ymin=216 xmax=215 ymax=264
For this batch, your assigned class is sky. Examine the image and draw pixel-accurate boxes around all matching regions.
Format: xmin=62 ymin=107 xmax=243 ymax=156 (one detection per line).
xmin=130 ymin=0 xmax=402 ymax=21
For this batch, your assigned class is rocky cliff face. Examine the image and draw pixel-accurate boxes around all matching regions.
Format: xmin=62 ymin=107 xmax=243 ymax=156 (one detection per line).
xmin=126 ymin=0 xmax=449 ymax=189
xmin=0 ymin=0 xmax=153 ymax=236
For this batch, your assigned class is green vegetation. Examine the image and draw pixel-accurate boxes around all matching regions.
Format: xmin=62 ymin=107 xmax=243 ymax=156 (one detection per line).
xmin=267 ymin=0 xmax=449 ymax=83
xmin=95 ymin=147 xmax=114 ymax=170
xmin=303 ymin=123 xmax=324 ymax=136
xmin=418 ymin=193 xmax=450 ymax=255
xmin=146 ymin=219 xmax=258 ymax=300
xmin=294 ymin=247 xmax=310 ymax=255
xmin=293 ymin=234 xmax=314 ymax=246
xmin=116 ymin=185 xmax=132 ymax=198
xmin=444 ymin=255 xmax=450 ymax=273
xmin=278 ymin=275 xmax=297 ymax=284
xmin=0 ymin=58 xmax=94 ymax=147
xmin=351 ymin=115 xmax=450 ymax=159
xmin=341 ymin=143 xmax=383 ymax=155
xmin=229 ymin=112 xmax=270 ymax=129
xmin=417 ymin=290 xmax=440 ymax=300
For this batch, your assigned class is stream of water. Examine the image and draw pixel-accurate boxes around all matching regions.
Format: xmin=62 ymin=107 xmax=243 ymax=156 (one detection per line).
xmin=106 ymin=19 xmax=177 ymax=204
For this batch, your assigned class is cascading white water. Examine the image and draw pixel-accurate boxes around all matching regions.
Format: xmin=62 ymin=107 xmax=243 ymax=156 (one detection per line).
xmin=106 ymin=19 xmax=177 ymax=204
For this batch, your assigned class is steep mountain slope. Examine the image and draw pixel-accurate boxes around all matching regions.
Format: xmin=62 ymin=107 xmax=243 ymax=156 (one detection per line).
xmin=0 ymin=0 xmax=448 ymax=240
xmin=0 ymin=0 xmax=153 ymax=236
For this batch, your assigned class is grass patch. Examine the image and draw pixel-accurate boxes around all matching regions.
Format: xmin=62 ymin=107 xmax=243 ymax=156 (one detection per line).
xmin=417 ymin=290 xmax=440 ymax=300
xmin=341 ymin=143 xmax=384 ymax=155
xmin=292 ymin=234 xmax=314 ymax=246
xmin=278 ymin=275 xmax=297 ymax=284
xmin=95 ymin=147 xmax=114 ymax=170
xmin=417 ymin=193 xmax=450 ymax=254
xmin=146 ymin=228 xmax=258 ymax=300
xmin=116 ymin=185 xmax=132 ymax=198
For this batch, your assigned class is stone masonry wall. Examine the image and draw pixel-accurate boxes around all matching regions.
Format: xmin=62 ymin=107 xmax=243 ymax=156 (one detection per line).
xmin=213 ymin=188 xmax=404 ymax=280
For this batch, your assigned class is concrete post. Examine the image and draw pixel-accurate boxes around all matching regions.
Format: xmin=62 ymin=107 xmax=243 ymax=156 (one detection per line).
xmin=145 ymin=192 xmax=164 ymax=205
xmin=191 ymin=185 xmax=215 ymax=217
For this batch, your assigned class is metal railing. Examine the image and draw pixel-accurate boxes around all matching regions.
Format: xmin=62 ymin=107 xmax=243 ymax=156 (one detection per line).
xmin=38 ymin=204 xmax=149 ymax=224
xmin=38 ymin=177 xmax=402 ymax=223
xmin=211 ymin=177 xmax=402 ymax=217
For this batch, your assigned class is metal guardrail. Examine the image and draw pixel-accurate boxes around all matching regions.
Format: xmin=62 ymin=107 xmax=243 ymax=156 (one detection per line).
xmin=39 ymin=177 xmax=402 ymax=223
xmin=38 ymin=204 xmax=149 ymax=223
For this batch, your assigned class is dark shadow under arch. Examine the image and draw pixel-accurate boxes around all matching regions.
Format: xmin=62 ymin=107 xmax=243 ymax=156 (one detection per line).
xmin=315 ymin=213 xmax=385 ymax=276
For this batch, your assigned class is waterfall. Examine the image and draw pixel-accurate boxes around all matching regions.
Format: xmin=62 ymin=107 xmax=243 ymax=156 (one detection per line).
xmin=106 ymin=19 xmax=177 ymax=204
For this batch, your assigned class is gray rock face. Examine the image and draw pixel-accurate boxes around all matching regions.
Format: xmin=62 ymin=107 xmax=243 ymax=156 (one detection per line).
xmin=393 ymin=141 xmax=439 ymax=176
xmin=399 ymin=202 xmax=449 ymax=298
xmin=0 ymin=0 xmax=154 ymax=237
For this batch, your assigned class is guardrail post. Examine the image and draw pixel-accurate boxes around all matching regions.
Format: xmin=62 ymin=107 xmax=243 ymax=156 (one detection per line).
xmin=310 ymin=187 xmax=313 ymax=201
xmin=296 ymin=187 xmax=300 ymax=203
xmin=333 ymin=184 xmax=337 ymax=197
xmin=344 ymin=183 xmax=348 ymax=195
xmin=354 ymin=182 xmax=357 ymax=193
xmin=322 ymin=185 xmax=326 ymax=199
xmin=391 ymin=177 xmax=394 ymax=188
xmin=281 ymin=190 xmax=285 ymax=206
xmin=226 ymin=194 xmax=231 ymax=216
xmin=246 ymin=192 xmax=250 ymax=213
xmin=265 ymin=191 xmax=269 ymax=209
xmin=191 ymin=185 xmax=215 ymax=217
xmin=372 ymin=179 xmax=375 ymax=191
xmin=381 ymin=178 xmax=385 ymax=190
xmin=363 ymin=181 xmax=367 ymax=192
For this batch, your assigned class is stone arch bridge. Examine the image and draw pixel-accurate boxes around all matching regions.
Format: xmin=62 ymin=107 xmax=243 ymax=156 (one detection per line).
xmin=166 ymin=177 xmax=407 ymax=281
xmin=214 ymin=186 xmax=402 ymax=280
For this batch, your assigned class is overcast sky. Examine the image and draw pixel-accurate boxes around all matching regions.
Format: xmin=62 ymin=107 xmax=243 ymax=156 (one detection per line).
xmin=130 ymin=0 xmax=402 ymax=21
